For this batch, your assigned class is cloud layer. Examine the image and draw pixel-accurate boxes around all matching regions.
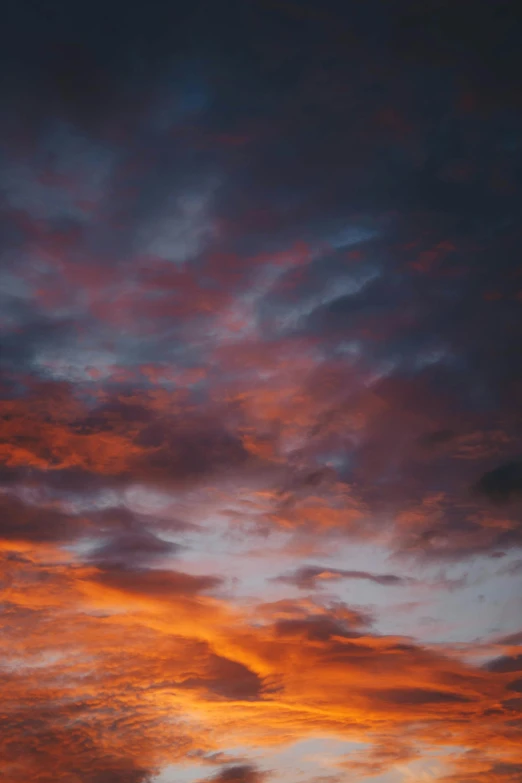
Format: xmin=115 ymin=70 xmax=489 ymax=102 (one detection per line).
xmin=1 ymin=2 xmax=522 ymax=782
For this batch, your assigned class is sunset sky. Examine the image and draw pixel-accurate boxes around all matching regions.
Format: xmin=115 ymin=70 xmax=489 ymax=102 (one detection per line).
xmin=1 ymin=2 xmax=522 ymax=782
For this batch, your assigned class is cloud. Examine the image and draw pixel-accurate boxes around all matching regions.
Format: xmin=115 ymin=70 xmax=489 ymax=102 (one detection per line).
xmin=0 ymin=387 xmax=255 ymax=492
xmin=137 ymin=180 xmax=219 ymax=263
xmin=338 ymin=740 xmax=419 ymax=779
xmin=203 ymin=765 xmax=268 ymax=783
xmin=371 ymin=686 xmax=474 ymax=706
xmin=475 ymin=460 xmax=522 ymax=504
xmin=180 ymin=653 xmax=263 ymax=702
xmin=88 ymin=529 xmax=179 ymax=566
xmin=273 ymin=565 xmax=410 ymax=590
xmin=437 ymin=752 xmax=522 ymax=783
xmin=0 ymin=492 xmax=81 ymax=545
xmin=0 ymin=702 xmax=158 ymax=783
xmin=485 ymin=655 xmax=522 ymax=674
xmin=89 ymin=565 xmax=223 ymax=600
xmin=1 ymin=1 xmax=522 ymax=781
xmin=0 ymin=540 xmax=520 ymax=782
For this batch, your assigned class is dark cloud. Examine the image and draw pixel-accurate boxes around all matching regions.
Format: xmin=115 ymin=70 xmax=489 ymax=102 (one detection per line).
xmin=1 ymin=0 xmax=202 ymax=135
xmin=0 ymin=490 xmax=185 ymax=568
xmin=131 ymin=416 xmax=250 ymax=485
xmin=273 ymin=565 xmax=409 ymax=590
xmin=389 ymin=494 xmax=522 ymax=561
xmin=0 ymin=493 xmax=80 ymax=544
xmin=88 ymin=528 xmax=180 ymax=568
xmin=417 ymin=428 xmax=456 ymax=449
xmin=0 ymin=388 xmax=254 ymax=493
xmin=507 ymin=679 xmax=522 ymax=694
xmin=1 ymin=2 xmax=522 ymax=781
xmin=373 ymin=686 xmax=473 ymax=706
xmin=485 ymin=655 xmax=522 ymax=674
xmin=0 ymin=314 xmax=80 ymax=374
xmin=181 ymin=653 xmax=262 ymax=702
xmin=440 ymin=753 xmax=522 ymax=783
xmin=91 ymin=565 xmax=223 ymax=599
xmin=273 ymin=610 xmax=371 ymax=642
xmin=475 ymin=460 xmax=522 ymax=504
xmin=498 ymin=631 xmax=522 ymax=646
xmin=205 ymin=764 xmax=268 ymax=783
xmin=0 ymin=701 xmax=162 ymax=783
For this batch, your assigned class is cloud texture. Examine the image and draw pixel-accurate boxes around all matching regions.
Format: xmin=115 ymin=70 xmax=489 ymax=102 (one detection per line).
xmin=1 ymin=1 xmax=522 ymax=782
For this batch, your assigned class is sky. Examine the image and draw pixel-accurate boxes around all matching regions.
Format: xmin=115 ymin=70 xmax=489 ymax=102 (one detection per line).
xmin=1 ymin=1 xmax=522 ymax=782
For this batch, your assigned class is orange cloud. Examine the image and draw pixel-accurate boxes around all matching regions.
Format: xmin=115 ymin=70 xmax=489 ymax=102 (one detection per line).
xmin=0 ymin=536 xmax=520 ymax=782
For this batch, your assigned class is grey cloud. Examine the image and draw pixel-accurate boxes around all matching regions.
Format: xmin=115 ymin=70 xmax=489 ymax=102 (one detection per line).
xmin=273 ymin=565 xmax=410 ymax=590
xmin=475 ymin=460 xmax=522 ymax=504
